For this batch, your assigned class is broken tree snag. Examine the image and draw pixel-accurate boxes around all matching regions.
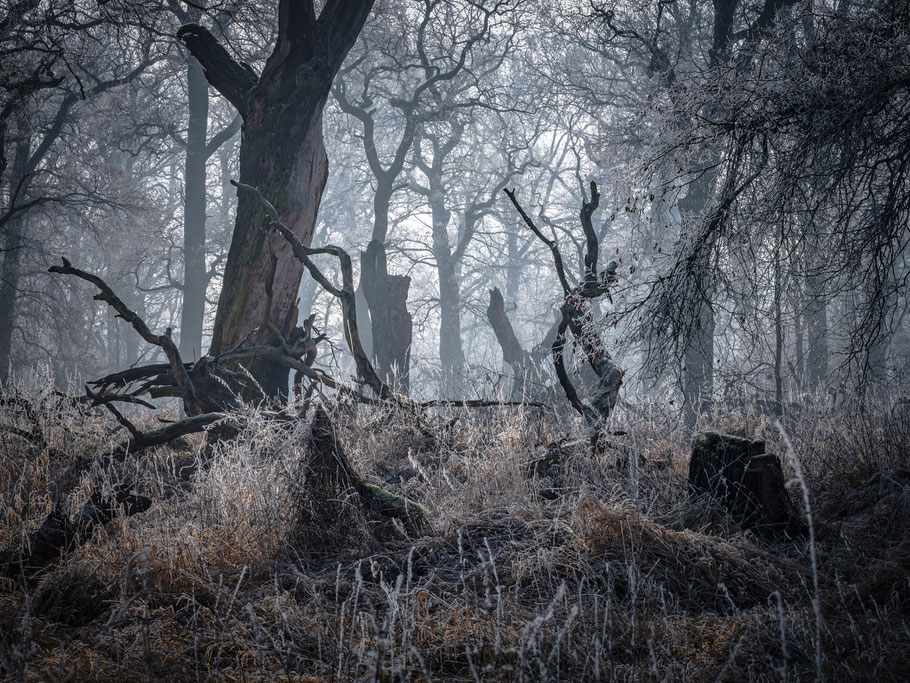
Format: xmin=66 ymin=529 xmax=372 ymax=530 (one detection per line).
xmin=487 ymin=288 xmax=529 ymax=367
xmin=307 ymin=407 xmax=425 ymax=535
xmin=688 ymin=430 xmax=807 ymax=541
xmin=503 ymin=182 xmax=624 ymax=437
xmin=361 ymin=240 xmax=412 ymax=393
xmin=178 ymin=0 xmax=376 ymax=399
xmin=487 ymin=287 xmax=543 ymax=399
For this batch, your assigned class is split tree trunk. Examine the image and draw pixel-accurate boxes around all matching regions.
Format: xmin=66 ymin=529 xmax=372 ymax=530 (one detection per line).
xmin=179 ymin=0 xmax=375 ymax=400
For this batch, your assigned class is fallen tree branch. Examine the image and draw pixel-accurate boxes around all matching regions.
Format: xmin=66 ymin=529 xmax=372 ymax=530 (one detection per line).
xmin=108 ymin=412 xmax=230 ymax=462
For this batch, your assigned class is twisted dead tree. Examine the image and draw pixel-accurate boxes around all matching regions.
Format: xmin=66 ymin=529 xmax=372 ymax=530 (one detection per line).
xmin=503 ymin=181 xmax=623 ymax=445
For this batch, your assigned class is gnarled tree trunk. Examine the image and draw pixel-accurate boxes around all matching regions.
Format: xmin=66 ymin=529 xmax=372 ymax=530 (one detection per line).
xmin=179 ymin=0 xmax=375 ymax=399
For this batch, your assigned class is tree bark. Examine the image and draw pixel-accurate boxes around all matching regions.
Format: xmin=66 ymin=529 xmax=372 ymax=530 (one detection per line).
xmin=360 ymin=239 xmax=411 ymax=392
xmin=179 ymin=0 xmax=375 ymax=400
xmin=178 ymin=54 xmax=209 ymax=362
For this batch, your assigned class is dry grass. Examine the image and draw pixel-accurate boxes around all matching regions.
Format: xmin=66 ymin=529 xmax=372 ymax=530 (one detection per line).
xmin=1 ymin=385 xmax=908 ymax=681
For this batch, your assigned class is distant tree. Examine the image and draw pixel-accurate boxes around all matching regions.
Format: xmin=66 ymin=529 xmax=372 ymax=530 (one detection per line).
xmin=0 ymin=2 xmax=157 ymax=383
xmin=333 ymin=0 xmax=521 ymax=393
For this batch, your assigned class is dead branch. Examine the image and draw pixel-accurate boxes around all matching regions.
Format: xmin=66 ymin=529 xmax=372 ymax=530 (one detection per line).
xmin=49 ymin=258 xmax=198 ymax=414
xmin=503 ymin=188 xmax=573 ymax=296
xmin=108 ymin=412 xmax=231 ymax=463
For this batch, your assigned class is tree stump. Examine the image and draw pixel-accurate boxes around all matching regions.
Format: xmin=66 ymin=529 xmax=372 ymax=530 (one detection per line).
xmin=688 ymin=430 xmax=806 ymax=541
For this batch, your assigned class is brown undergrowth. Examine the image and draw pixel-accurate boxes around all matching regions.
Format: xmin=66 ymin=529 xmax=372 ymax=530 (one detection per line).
xmin=0 ymin=386 xmax=908 ymax=681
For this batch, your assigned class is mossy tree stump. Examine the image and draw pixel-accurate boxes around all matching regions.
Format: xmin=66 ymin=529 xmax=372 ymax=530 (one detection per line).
xmin=689 ymin=430 xmax=806 ymax=541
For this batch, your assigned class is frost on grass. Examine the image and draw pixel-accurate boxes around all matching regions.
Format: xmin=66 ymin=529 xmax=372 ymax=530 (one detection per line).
xmin=0 ymin=388 xmax=908 ymax=680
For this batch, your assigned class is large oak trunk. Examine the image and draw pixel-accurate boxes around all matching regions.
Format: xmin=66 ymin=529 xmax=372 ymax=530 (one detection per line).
xmin=178 ymin=0 xmax=375 ymax=400
xmin=209 ymin=103 xmax=329 ymax=397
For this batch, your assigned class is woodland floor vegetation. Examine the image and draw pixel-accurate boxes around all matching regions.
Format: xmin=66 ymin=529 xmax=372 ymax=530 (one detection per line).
xmin=0 ymin=383 xmax=907 ymax=681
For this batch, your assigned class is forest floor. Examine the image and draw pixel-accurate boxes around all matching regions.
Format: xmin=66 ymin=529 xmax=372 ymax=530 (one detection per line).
xmin=0 ymin=387 xmax=908 ymax=681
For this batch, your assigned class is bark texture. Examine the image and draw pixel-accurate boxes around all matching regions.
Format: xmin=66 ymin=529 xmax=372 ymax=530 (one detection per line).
xmin=178 ymin=0 xmax=375 ymax=399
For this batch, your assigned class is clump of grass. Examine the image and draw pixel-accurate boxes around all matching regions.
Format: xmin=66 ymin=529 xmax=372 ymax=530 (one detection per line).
xmin=0 ymin=386 xmax=908 ymax=680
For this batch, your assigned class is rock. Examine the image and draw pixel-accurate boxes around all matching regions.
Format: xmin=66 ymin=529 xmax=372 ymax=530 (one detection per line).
xmin=688 ymin=430 xmax=806 ymax=541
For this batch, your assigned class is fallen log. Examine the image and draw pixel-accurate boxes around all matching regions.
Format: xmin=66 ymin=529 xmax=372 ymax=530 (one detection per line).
xmin=1 ymin=483 xmax=151 ymax=579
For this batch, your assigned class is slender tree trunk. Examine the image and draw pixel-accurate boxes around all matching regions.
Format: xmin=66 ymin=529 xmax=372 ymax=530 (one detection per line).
xmin=805 ymin=271 xmax=828 ymax=390
xmin=0 ymin=126 xmax=31 ymax=384
xmin=428 ymin=189 xmax=465 ymax=397
xmin=438 ymin=261 xmax=465 ymax=397
xmin=0 ymin=214 xmax=25 ymax=383
xmin=774 ymin=245 xmax=784 ymax=415
xmin=179 ymin=55 xmax=209 ymax=362
xmin=679 ymin=177 xmax=716 ymax=429
xmin=506 ymin=221 xmax=520 ymax=304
